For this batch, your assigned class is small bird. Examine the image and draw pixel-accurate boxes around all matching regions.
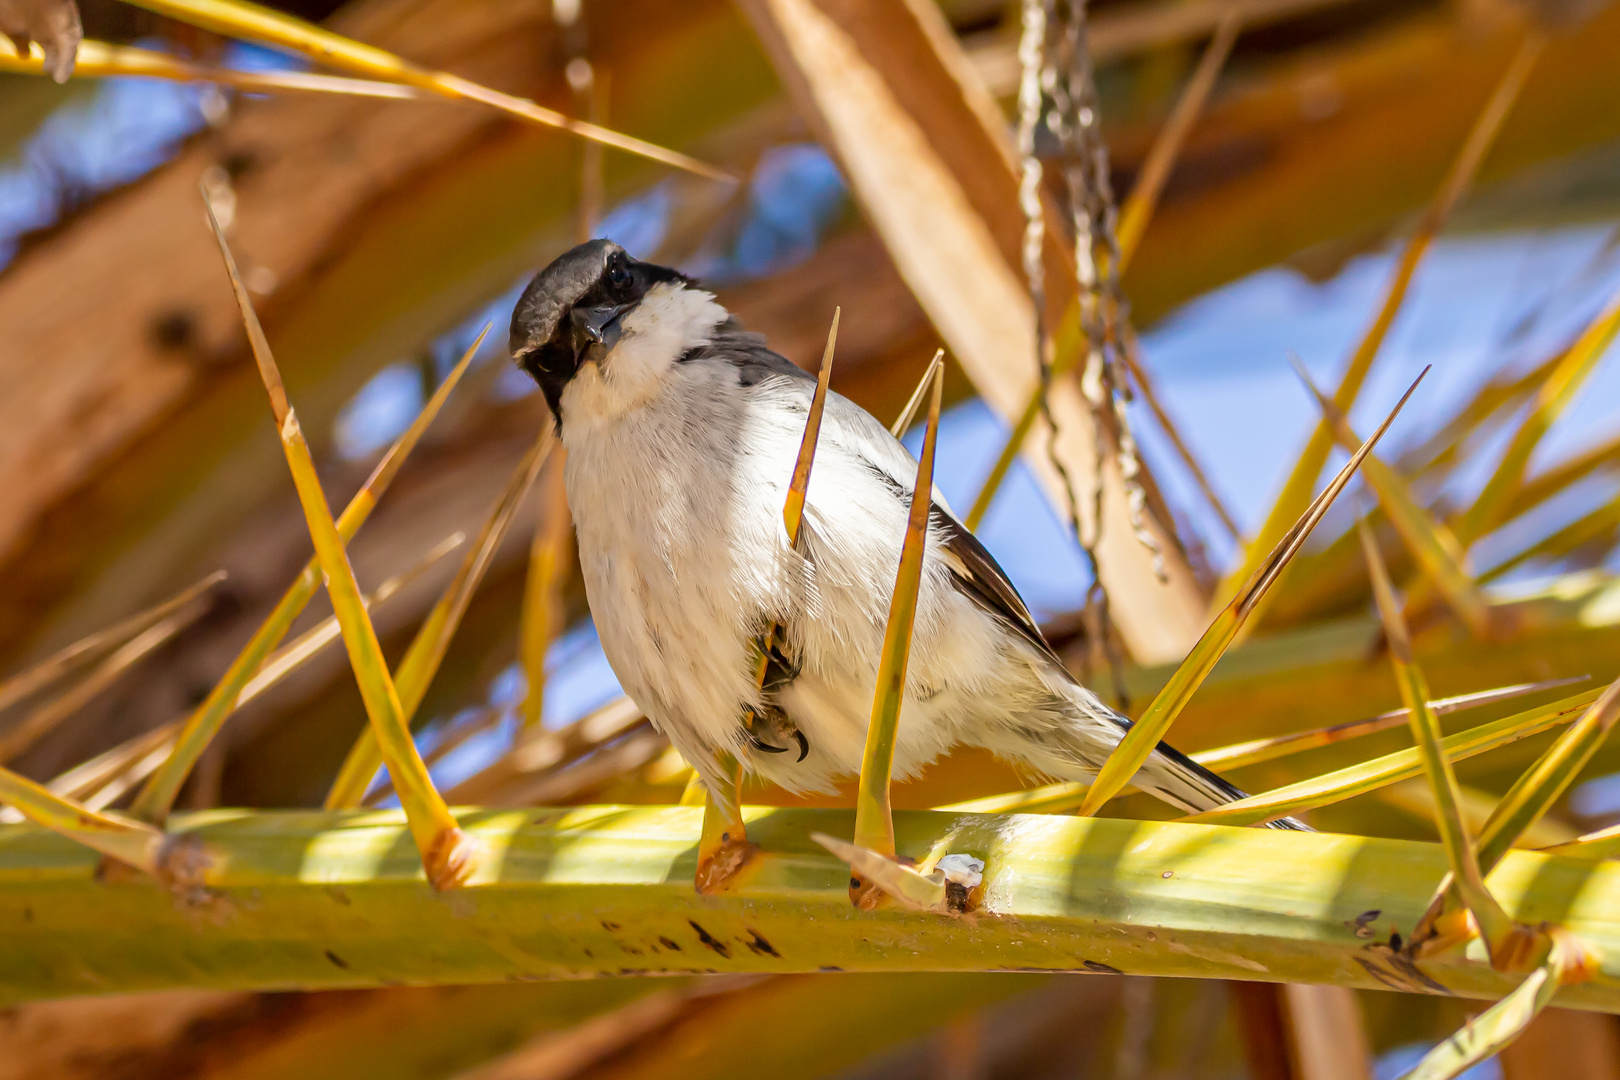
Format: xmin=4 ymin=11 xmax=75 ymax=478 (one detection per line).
xmin=509 ymin=239 xmax=1302 ymax=829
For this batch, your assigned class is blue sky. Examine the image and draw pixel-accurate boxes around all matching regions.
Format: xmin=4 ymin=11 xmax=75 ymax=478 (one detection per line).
xmin=1136 ymin=223 xmax=1620 ymax=570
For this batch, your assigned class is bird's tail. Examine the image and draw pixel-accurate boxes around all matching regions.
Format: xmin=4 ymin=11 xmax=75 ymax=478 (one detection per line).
xmin=974 ymin=679 xmax=1311 ymax=830
xmin=1134 ymin=740 xmax=1311 ymax=831
xmin=985 ymin=703 xmax=1312 ymax=831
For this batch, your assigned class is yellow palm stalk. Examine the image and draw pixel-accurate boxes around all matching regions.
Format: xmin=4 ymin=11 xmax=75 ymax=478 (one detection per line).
xmin=201 ymin=190 xmax=469 ymax=888
xmin=4 ymin=805 xmax=1620 ymax=1006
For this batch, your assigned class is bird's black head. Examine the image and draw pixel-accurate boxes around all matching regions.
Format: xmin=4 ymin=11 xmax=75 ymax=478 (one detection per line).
xmin=509 ymin=239 xmax=693 ymax=422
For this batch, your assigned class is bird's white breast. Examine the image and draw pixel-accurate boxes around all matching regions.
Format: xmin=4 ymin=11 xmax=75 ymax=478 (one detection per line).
xmin=557 ymin=287 xmax=810 ymax=783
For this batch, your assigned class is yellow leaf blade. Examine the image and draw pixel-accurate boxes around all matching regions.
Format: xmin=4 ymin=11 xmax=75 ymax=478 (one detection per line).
xmin=119 ymin=0 xmax=734 ymax=182
xmin=0 ymin=765 xmax=167 ymax=876
xmin=201 ymin=190 xmax=468 ymax=889
xmin=1359 ymin=517 xmax=1515 ymax=956
xmin=1214 ymin=33 xmax=1542 ymax=612
xmin=889 ymin=349 xmax=945 ymax=439
xmin=700 ymin=308 xmax=843 ymax=886
xmin=940 ymin=680 xmax=1579 ymax=816
xmin=0 ymin=35 xmax=421 ymax=97
xmin=1183 ymin=689 xmax=1602 ymax=827
xmin=811 ymin=832 xmax=949 ymax=913
xmin=519 ymin=455 xmax=569 ymax=732
xmin=0 ymin=570 xmax=221 ymax=720
xmin=1474 ymin=676 xmax=1620 ymax=874
xmin=132 ymin=335 xmax=480 ymax=823
xmin=1458 ymin=280 xmax=1620 ymax=545
xmin=1192 ymin=679 xmax=1584 ymax=772
xmin=1113 ymin=10 xmax=1241 ymax=272
xmin=783 ymin=308 xmax=839 ymax=543
xmin=1398 ymin=933 xmax=1593 ymax=1080
xmin=1291 ymin=356 xmax=1489 ymax=637
xmin=0 ymin=602 xmax=208 ymax=764
xmin=1076 ymin=369 xmax=1424 ymax=818
xmin=852 ymin=362 xmax=944 ymax=865
xmin=325 ymin=432 xmax=553 ymax=810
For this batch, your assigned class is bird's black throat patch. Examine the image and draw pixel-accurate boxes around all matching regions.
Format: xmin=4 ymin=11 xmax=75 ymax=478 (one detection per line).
xmin=508 ymin=239 xmax=693 ymax=423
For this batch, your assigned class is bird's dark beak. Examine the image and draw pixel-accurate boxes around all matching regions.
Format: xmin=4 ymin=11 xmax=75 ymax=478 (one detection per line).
xmin=570 ymin=304 xmax=630 ymax=361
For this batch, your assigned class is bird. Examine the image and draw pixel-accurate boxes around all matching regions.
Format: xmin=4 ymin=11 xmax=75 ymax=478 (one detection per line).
xmin=508 ymin=238 xmax=1304 ymax=830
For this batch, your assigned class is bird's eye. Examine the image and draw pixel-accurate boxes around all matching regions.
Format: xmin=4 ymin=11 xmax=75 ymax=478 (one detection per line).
xmin=607 ymin=256 xmax=633 ymax=290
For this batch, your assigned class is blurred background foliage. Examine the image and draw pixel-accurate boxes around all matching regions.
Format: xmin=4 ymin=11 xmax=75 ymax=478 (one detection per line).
xmin=5 ymin=0 xmax=1620 ymax=1075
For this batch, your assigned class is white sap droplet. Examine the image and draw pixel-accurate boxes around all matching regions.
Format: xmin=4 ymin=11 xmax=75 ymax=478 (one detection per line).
xmin=936 ymin=853 xmax=985 ymax=888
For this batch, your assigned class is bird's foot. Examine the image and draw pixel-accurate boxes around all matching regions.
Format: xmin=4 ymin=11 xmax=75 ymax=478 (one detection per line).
xmin=694 ymin=831 xmax=757 ymax=894
xmin=742 ymin=701 xmax=811 ymax=763
xmin=695 ymin=787 xmax=757 ymax=895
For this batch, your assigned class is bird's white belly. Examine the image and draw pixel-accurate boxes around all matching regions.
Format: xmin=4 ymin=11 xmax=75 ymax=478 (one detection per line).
xmin=568 ymin=470 xmax=764 ymax=764
xmin=565 ymin=455 xmax=930 ymax=791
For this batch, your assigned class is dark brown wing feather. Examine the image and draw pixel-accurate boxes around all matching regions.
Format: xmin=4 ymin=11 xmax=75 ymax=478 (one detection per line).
xmin=930 ymin=506 xmax=1070 ymax=670
xmin=706 ymin=328 xmax=1069 ymax=676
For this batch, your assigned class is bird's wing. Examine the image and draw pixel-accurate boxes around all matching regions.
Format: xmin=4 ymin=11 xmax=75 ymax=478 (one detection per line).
xmin=694 ymin=323 xmax=818 ymax=387
xmin=928 ymin=506 xmax=1069 ymax=669
xmin=708 ymin=330 xmax=1065 ymax=668
xmin=818 ymin=384 xmax=1070 ymax=670
xmin=705 ymin=334 xmax=1313 ymax=831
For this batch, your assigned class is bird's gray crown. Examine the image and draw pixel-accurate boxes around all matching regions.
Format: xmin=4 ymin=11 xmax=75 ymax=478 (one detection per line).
xmin=508 ymin=239 xmax=692 ymax=422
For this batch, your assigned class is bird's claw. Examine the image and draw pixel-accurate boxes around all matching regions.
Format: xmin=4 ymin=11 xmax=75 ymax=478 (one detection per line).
xmin=744 ymin=633 xmax=810 ymax=762
xmin=743 ymin=702 xmax=811 ymax=762
xmin=746 ymin=730 xmax=791 ymax=754
xmin=754 ymin=636 xmax=801 ymax=692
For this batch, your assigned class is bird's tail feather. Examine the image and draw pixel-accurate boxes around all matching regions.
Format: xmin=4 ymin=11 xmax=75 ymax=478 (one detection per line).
xmin=1032 ymin=685 xmax=1313 ymax=831
xmin=1138 ymin=741 xmax=1311 ymax=832
xmin=986 ymin=704 xmax=1312 ymax=831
